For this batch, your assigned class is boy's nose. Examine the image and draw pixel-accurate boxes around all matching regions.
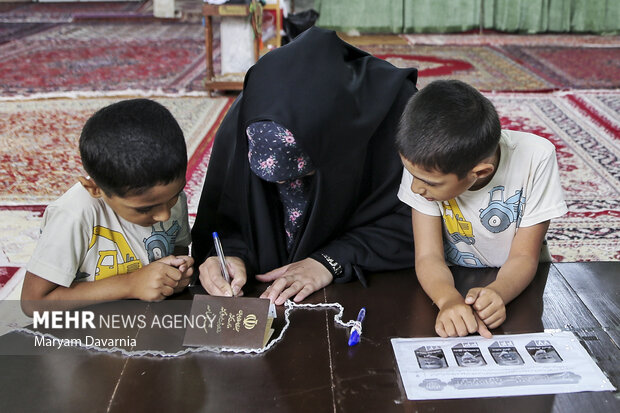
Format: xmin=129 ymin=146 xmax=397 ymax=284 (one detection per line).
xmin=152 ymin=206 xmax=172 ymax=222
xmin=411 ymin=182 xmax=425 ymax=196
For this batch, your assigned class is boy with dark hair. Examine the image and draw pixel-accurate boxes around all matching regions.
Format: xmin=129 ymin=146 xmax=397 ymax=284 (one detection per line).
xmin=21 ymin=99 xmax=193 ymax=316
xmin=397 ymin=80 xmax=567 ymax=338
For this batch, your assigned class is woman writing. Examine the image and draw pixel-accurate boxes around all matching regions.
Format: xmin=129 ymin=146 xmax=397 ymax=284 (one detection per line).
xmin=192 ymin=27 xmax=418 ymax=305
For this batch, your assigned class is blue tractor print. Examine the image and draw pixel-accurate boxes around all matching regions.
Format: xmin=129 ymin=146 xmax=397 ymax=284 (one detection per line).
xmin=444 ymin=239 xmax=483 ymax=268
xmin=479 ymin=186 xmax=525 ymax=233
xmin=144 ymin=221 xmax=180 ymax=262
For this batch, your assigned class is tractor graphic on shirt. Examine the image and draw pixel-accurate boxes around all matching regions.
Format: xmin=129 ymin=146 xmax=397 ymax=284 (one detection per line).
xmin=479 ymin=186 xmax=525 ymax=233
xmin=88 ymin=226 xmax=142 ymax=280
xmin=442 ymin=199 xmax=475 ymax=245
xmin=143 ymin=221 xmax=180 ymax=262
xmin=444 ymin=239 xmax=483 ymax=267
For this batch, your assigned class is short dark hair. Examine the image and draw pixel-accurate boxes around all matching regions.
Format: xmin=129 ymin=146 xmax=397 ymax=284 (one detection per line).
xmin=79 ymin=99 xmax=187 ymax=197
xmin=396 ymin=80 xmax=501 ymax=179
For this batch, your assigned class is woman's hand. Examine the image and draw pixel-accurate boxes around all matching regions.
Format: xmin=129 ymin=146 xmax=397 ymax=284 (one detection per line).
xmin=257 ymin=258 xmax=333 ymax=305
xmin=198 ymin=256 xmax=247 ymax=297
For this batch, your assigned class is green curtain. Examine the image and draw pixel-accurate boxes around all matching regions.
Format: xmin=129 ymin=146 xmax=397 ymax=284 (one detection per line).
xmin=315 ymin=0 xmax=619 ymax=34
xmin=570 ymin=0 xmax=620 ymax=34
xmin=404 ymin=0 xmax=481 ymax=33
xmin=314 ymin=0 xmax=403 ymax=33
xmin=484 ymin=0 xmax=620 ymax=34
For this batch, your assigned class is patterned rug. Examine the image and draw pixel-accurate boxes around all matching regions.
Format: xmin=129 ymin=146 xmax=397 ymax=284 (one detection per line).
xmin=0 ymin=96 xmax=230 ymax=205
xmin=498 ymin=45 xmax=620 ymax=90
xmin=357 ymin=43 xmax=555 ymax=92
xmin=393 ymin=33 xmax=620 ymax=91
xmin=0 ymin=22 xmax=210 ymax=98
xmin=403 ymin=33 xmax=620 ymax=47
xmin=0 ymin=1 xmax=151 ymax=23
xmin=490 ymin=90 xmax=620 ymax=262
xmin=5 ymin=26 xmax=618 ymax=98
xmin=0 ymin=22 xmax=58 ymax=44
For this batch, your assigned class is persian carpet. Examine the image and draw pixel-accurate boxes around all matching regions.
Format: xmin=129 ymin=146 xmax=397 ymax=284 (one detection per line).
xmin=0 ymin=1 xmax=151 ymax=23
xmin=0 ymin=96 xmax=231 ymax=205
xmin=0 ymin=22 xmax=211 ymax=98
xmin=403 ymin=33 xmax=620 ymax=47
xmin=498 ymin=45 xmax=620 ymax=90
xmin=0 ymin=22 xmax=58 ymax=44
xmin=356 ymin=42 xmax=555 ymax=92
xmin=489 ymin=90 xmax=620 ymax=262
xmin=398 ymin=33 xmax=620 ymax=91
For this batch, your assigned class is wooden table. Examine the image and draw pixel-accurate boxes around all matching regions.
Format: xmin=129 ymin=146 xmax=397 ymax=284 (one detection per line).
xmin=0 ymin=262 xmax=618 ymax=412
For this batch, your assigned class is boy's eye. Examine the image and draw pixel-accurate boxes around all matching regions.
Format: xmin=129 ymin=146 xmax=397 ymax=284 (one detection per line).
xmin=135 ymin=207 xmax=152 ymax=214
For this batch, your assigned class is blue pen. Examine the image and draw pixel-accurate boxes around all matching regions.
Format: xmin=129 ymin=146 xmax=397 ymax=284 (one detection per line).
xmin=348 ymin=307 xmax=366 ymax=346
xmin=212 ymin=232 xmax=231 ymax=284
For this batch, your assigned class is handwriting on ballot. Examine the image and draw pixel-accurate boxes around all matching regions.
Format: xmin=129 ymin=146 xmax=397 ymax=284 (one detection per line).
xmin=183 ymin=295 xmax=276 ymax=349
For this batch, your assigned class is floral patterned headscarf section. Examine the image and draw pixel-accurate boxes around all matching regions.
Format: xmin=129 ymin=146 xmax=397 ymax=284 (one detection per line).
xmin=247 ymin=121 xmax=315 ymax=251
xmin=247 ymin=121 xmax=314 ymax=182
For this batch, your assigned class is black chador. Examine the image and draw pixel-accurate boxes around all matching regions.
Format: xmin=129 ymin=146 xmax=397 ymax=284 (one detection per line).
xmin=192 ymin=27 xmax=418 ymax=284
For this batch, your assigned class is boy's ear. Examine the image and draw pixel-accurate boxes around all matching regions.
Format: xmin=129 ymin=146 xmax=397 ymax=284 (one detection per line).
xmin=78 ymin=176 xmax=103 ymax=198
xmin=471 ymin=162 xmax=496 ymax=179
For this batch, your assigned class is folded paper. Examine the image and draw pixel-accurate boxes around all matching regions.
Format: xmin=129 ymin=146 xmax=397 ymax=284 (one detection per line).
xmin=183 ymin=295 xmax=276 ymax=349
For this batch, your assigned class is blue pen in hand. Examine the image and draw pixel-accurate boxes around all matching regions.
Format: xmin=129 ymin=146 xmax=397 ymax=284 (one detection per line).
xmin=348 ymin=307 xmax=366 ymax=346
xmin=212 ymin=232 xmax=231 ymax=284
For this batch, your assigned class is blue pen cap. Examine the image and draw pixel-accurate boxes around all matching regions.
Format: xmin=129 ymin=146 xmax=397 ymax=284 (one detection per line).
xmin=347 ymin=307 xmax=366 ymax=346
xmin=348 ymin=330 xmax=361 ymax=346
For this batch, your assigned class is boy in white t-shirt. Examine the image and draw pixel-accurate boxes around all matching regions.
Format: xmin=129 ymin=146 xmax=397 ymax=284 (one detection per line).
xmin=396 ymin=80 xmax=567 ymax=338
xmin=21 ymin=99 xmax=194 ymax=316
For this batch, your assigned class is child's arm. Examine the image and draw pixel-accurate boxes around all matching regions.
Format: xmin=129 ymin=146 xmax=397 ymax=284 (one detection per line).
xmin=412 ymin=209 xmax=491 ymax=338
xmin=21 ymin=257 xmax=185 ymax=316
xmin=466 ymin=220 xmax=550 ymax=328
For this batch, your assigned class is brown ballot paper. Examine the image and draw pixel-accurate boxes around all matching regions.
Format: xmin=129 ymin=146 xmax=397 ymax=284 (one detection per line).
xmin=183 ymin=295 xmax=276 ymax=349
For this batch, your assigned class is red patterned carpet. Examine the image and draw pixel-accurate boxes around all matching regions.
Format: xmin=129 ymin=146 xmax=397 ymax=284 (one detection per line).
xmin=0 ymin=1 xmax=151 ymax=23
xmin=490 ymin=91 xmax=619 ymax=262
xmin=361 ymin=33 xmax=620 ymax=91
xmin=368 ymin=44 xmax=555 ymax=92
xmin=498 ymin=45 xmax=620 ymax=90
xmin=0 ymin=96 xmax=231 ymax=205
xmin=2 ymin=24 xmax=619 ymax=97
xmin=0 ymin=22 xmax=58 ymax=44
xmin=0 ymin=23 xmax=209 ymax=97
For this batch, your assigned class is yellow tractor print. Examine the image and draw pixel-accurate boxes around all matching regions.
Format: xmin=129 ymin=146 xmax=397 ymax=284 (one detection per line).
xmin=442 ymin=199 xmax=475 ymax=245
xmin=88 ymin=226 xmax=142 ymax=280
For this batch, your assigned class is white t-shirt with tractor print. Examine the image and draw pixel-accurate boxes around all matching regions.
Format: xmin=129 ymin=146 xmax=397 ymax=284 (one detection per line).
xmin=398 ymin=130 xmax=567 ymax=268
xmin=27 ymin=183 xmax=191 ymax=287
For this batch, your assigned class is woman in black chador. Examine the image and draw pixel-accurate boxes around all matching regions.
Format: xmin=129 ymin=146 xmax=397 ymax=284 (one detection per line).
xmin=192 ymin=27 xmax=417 ymax=305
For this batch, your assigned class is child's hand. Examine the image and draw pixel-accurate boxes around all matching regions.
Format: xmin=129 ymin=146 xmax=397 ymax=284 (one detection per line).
xmin=465 ymin=287 xmax=506 ymax=329
xmin=160 ymin=255 xmax=194 ymax=293
xmin=128 ymin=260 xmax=183 ymax=302
xmin=436 ymin=297 xmax=492 ymax=339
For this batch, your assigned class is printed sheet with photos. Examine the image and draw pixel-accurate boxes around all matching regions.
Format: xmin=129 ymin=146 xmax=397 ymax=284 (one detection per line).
xmin=391 ymin=331 xmax=615 ymax=400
